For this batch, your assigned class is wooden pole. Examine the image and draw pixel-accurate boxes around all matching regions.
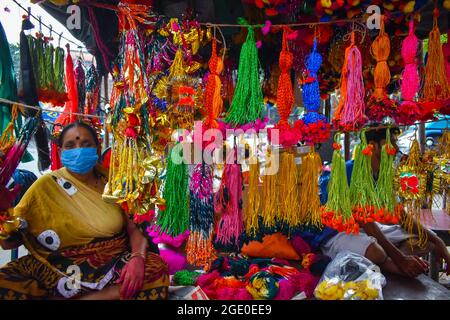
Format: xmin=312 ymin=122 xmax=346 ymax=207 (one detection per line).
xmin=103 ymin=75 xmax=110 ymax=149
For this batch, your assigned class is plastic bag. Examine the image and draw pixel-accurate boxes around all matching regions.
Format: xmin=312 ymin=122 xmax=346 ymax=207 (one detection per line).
xmin=314 ymin=251 xmax=386 ymax=300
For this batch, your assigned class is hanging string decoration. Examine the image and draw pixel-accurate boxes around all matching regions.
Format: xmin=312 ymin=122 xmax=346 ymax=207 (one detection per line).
xmin=332 ymin=32 xmax=366 ymax=132
xmin=244 ymin=153 xmax=261 ymax=237
xmin=278 ymin=150 xmax=300 ymax=228
xmin=396 ymin=20 xmax=421 ymax=125
xmin=102 ymin=5 xmax=156 ymax=221
xmin=85 ymin=63 xmax=100 ymax=116
xmin=204 ymin=39 xmax=223 ymax=130
xmin=156 ymin=145 xmax=189 ymax=237
xmin=366 ymin=16 xmax=397 ymax=122
xmin=376 ymin=129 xmax=402 ymax=224
xmin=422 ymin=8 xmax=450 ymax=116
xmin=224 ymin=21 xmax=265 ymax=127
xmin=349 ymin=130 xmax=380 ymax=224
xmin=298 ymin=38 xmax=330 ymax=145
xmin=74 ymin=58 xmax=86 ymax=114
xmin=261 ymin=148 xmax=278 ymax=228
xmin=321 ymin=134 xmax=357 ymax=234
xmin=186 ymin=163 xmax=217 ymax=270
xmin=298 ymin=151 xmax=323 ymax=227
xmin=268 ymin=27 xmax=301 ymax=147
xmin=396 ymin=140 xmax=428 ymax=248
xmin=52 ymin=45 xmax=68 ymax=106
xmin=214 ymin=160 xmax=244 ymax=250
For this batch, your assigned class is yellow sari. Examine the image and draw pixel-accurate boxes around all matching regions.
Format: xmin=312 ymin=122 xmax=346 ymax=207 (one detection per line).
xmin=0 ymin=167 xmax=169 ymax=299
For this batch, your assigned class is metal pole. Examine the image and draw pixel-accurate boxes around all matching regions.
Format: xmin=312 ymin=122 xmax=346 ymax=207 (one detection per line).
xmin=344 ymin=133 xmax=350 ymax=161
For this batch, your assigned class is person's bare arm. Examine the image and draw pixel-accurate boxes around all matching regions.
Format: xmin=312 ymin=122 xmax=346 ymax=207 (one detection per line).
xmin=361 ymin=221 xmax=428 ymax=277
xmin=0 ymin=236 xmax=22 ymax=250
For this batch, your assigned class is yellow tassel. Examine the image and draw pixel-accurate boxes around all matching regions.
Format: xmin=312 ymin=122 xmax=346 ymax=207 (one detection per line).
xmin=261 ymin=149 xmax=278 ymax=228
xmin=244 ymin=156 xmax=261 ymax=236
xmin=278 ymin=151 xmax=300 ymax=227
xmin=169 ymin=49 xmax=187 ymax=78
xmin=298 ymin=151 xmax=323 ymax=227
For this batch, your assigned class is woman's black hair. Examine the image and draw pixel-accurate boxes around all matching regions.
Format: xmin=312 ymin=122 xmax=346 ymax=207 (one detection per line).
xmin=58 ymin=121 xmax=100 ymax=148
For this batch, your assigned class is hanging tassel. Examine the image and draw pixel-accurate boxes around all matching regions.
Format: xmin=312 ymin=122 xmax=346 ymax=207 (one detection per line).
xmin=423 ymin=8 xmax=450 ymax=114
xmin=225 ymin=22 xmax=264 ymax=126
xmin=299 ymin=37 xmax=330 ymax=145
xmin=278 ymin=150 xmax=300 ymax=228
xmin=377 ymin=129 xmax=402 ymax=224
xmin=35 ymin=35 xmax=48 ymax=103
xmin=350 ymin=130 xmax=380 ymax=224
xmin=261 ymin=149 xmax=278 ymax=228
xmin=204 ymin=39 xmax=223 ymax=130
xmin=366 ymin=15 xmax=397 ymax=122
xmin=396 ymin=20 xmax=421 ymax=125
xmin=156 ymin=145 xmax=189 ymax=236
xmin=332 ymin=32 xmax=366 ymax=132
xmin=74 ymin=58 xmax=86 ymax=114
xmin=268 ymin=27 xmax=301 ymax=147
xmin=244 ymin=155 xmax=261 ymax=237
xmin=56 ymin=44 xmax=78 ymax=126
xmin=298 ymin=151 xmax=323 ymax=227
xmin=214 ymin=160 xmax=244 ymax=250
xmin=44 ymin=42 xmax=57 ymax=105
xmin=321 ymin=134 xmax=357 ymax=234
xmin=186 ymin=164 xmax=216 ymax=270
xmin=85 ymin=63 xmax=100 ymax=115
xmin=396 ymin=140 xmax=428 ymax=248
xmin=53 ymin=46 xmax=67 ymax=106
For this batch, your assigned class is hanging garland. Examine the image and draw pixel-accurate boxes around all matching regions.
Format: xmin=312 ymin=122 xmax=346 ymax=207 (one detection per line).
xmin=366 ymin=15 xmax=398 ymax=122
xmin=321 ymin=134 xmax=358 ymax=234
xmin=85 ymin=63 xmax=99 ymax=116
xmin=224 ymin=20 xmax=265 ymax=127
xmin=395 ymin=20 xmax=421 ymax=125
xmin=186 ymin=163 xmax=216 ymax=270
xmin=332 ymin=32 xmax=366 ymax=132
xmin=204 ymin=39 xmax=224 ymax=130
xmin=298 ymin=37 xmax=330 ymax=145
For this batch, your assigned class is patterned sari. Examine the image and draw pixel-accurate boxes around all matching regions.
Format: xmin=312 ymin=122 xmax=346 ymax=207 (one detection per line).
xmin=0 ymin=167 xmax=169 ymax=299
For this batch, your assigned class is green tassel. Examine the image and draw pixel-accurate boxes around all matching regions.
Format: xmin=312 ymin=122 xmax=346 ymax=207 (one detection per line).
xmin=157 ymin=145 xmax=190 ymax=236
xmin=44 ymin=43 xmax=55 ymax=93
xmin=54 ymin=47 xmax=65 ymax=95
xmin=224 ymin=23 xmax=264 ymax=126
xmin=326 ymin=134 xmax=352 ymax=219
xmin=377 ymin=129 xmax=395 ymax=213
xmin=349 ymin=130 xmax=379 ymax=210
xmin=173 ymin=270 xmax=202 ymax=286
xmin=35 ymin=37 xmax=46 ymax=92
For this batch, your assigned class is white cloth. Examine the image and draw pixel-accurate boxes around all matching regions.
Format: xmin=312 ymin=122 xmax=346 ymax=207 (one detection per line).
xmin=321 ymin=223 xmax=414 ymax=259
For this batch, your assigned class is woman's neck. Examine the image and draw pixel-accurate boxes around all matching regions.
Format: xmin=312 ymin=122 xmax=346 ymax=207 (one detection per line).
xmin=67 ymin=168 xmax=95 ymax=183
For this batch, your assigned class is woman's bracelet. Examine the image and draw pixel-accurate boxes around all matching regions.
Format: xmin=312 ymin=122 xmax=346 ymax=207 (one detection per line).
xmin=129 ymin=252 xmax=146 ymax=261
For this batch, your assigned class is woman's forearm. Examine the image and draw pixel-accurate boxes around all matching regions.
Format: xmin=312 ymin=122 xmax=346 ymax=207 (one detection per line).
xmin=361 ymin=222 xmax=405 ymax=264
xmin=0 ymin=238 xmax=22 ymax=250
xmin=126 ymin=220 xmax=148 ymax=257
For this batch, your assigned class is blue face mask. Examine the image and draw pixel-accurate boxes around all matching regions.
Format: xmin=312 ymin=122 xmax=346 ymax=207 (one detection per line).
xmin=61 ymin=148 xmax=99 ymax=175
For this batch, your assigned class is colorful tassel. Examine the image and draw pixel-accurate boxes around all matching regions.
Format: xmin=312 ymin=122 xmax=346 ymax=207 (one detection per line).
xmin=214 ymin=161 xmax=244 ymax=249
xmin=269 ymin=27 xmax=301 ymax=147
xmin=85 ymin=63 xmax=100 ymax=115
xmin=396 ymin=20 xmax=421 ymax=125
xmin=298 ymin=151 xmax=323 ymax=227
xmin=261 ymin=149 xmax=278 ymax=228
xmin=225 ymin=22 xmax=264 ymax=126
xmin=366 ymin=15 xmax=397 ymax=122
xmin=278 ymin=151 xmax=300 ymax=228
xmin=204 ymin=39 xmax=223 ymax=129
xmin=423 ymin=9 xmax=450 ymax=113
xmin=321 ymin=134 xmax=357 ymax=234
xmin=332 ymin=32 xmax=366 ymax=132
xmin=244 ymin=155 xmax=261 ymax=237
xmin=156 ymin=145 xmax=189 ymax=237
xmin=300 ymin=38 xmax=330 ymax=145
xmin=74 ymin=58 xmax=86 ymax=114
xmin=350 ymin=130 xmax=380 ymax=224
xmin=186 ymin=164 xmax=216 ymax=270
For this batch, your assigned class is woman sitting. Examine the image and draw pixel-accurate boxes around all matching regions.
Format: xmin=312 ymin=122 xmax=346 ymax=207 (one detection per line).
xmin=0 ymin=121 xmax=169 ymax=300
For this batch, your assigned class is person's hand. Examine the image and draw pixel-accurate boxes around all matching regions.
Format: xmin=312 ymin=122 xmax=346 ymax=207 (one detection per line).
xmin=433 ymin=238 xmax=450 ymax=275
xmin=116 ymin=256 xmax=145 ymax=299
xmin=396 ymin=255 xmax=429 ymax=278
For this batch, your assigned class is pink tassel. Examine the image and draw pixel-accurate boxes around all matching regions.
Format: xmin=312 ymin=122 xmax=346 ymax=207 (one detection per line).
xmin=396 ymin=20 xmax=421 ymax=124
xmin=214 ymin=162 xmax=244 ymax=247
xmin=342 ymin=46 xmax=365 ymax=127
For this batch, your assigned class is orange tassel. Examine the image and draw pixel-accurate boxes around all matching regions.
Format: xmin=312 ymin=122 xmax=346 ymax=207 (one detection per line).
xmin=370 ymin=15 xmax=390 ymax=100
xmin=276 ymin=27 xmax=294 ymax=126
xmin=204 ymin=40 xmax=224 ymax=129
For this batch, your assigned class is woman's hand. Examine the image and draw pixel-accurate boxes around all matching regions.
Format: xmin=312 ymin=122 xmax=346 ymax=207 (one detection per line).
xmin=116 ymin=256 xmax=145 ymax=299
xmin=396 ymin=255 xmax=429 ymax=278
